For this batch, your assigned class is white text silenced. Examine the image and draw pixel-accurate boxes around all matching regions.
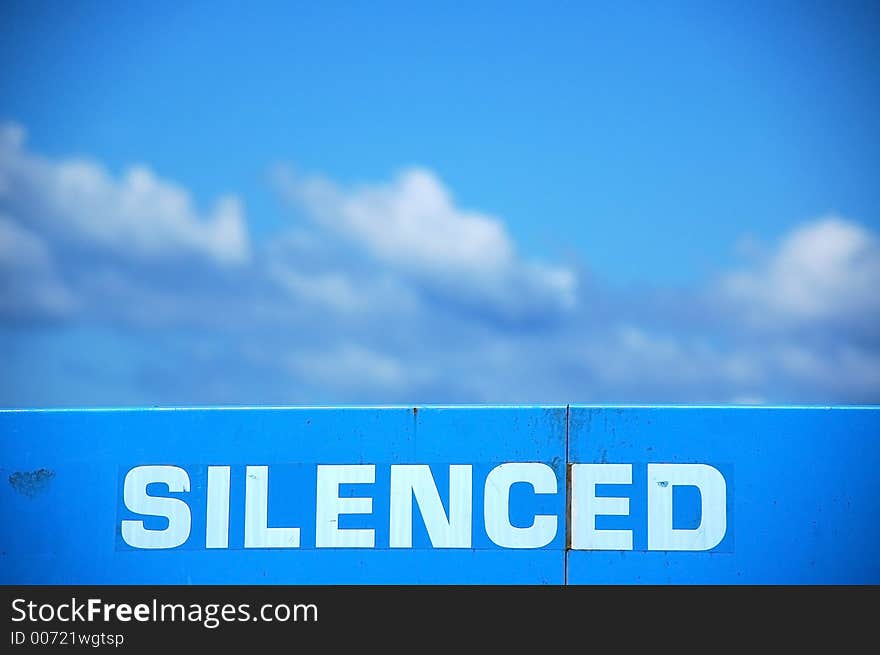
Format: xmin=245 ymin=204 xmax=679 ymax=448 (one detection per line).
xmin=120 ymin=463 xmax=727 ymax=552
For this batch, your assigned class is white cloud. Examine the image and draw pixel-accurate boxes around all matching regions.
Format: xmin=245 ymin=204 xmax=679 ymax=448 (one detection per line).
xmin=263 ymin=228 xmax=424 ymax=317
xmin=285 ymin=343 xmax=410 ymax=391
xmin=280 ymin=167 xmax=512 ymax=270
xmin=0 ymin=215 xmax=74 ymax=318
xmin=1 ymin=122 xmax=878 ymax=405
xmin=274 ymin=165 xmax=576 ymax=322
xmin=729 ymin=395 xmax=766 ymax=405
xmin=577 ymin=324 xmax=765 ymax=391
xmin=0 ymin=123 xmax=250 ymax=266
xmin=773 ymin=343 xmax=880 ymax=397
xmin=722 ymin=217 xmax=880 ymax=326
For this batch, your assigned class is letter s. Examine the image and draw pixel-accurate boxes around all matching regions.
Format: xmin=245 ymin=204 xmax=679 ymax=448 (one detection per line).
xmin=121 ymin=465 xmax=191 ymax=549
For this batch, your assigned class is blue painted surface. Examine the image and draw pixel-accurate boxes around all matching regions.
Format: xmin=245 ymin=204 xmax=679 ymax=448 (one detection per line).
xmin=0 ymin=406 xmax=566 ymax=584
xmin=567 ymin=406 xmax=880 ymax=584
xmin=1 ymin=406 xmax=878 ymax=584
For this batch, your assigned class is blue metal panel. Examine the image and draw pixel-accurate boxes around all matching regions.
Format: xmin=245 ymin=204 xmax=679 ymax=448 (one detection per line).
xmin=3 ymin=406 xmax=878 ymax=584
xmin=566 ymin=406 xmax=880 ymax=584
xmin=0 ymin=406 xmax=567 ymax=584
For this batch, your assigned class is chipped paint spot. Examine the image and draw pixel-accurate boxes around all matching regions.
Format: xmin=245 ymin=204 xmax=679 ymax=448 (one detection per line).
xmin=8 ymin=469 xmax=55 ymax=497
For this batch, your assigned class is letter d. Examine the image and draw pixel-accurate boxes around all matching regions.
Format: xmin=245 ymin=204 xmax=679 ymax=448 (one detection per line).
xmin=647 ymin=463 xmax=727 ymax=551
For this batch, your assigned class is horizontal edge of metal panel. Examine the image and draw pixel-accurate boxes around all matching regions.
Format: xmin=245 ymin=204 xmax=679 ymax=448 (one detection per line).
xmin=0 ymin=404 xmax=877 ymax=413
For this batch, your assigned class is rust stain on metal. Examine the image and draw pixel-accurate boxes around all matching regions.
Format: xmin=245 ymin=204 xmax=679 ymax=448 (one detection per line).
xmin=412 ymin=407 xmax=419 ymax=452
xmin=8 ymin=468 xmax=55 ymax=497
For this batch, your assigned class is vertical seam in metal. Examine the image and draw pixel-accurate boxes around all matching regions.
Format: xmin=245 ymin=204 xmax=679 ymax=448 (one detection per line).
xmin=564 ymin=403 xmax=571 ymax=586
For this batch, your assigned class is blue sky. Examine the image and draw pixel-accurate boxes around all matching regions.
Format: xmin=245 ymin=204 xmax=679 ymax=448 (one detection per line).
xmin=1 ymin=1 xmax=878 ymax=406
